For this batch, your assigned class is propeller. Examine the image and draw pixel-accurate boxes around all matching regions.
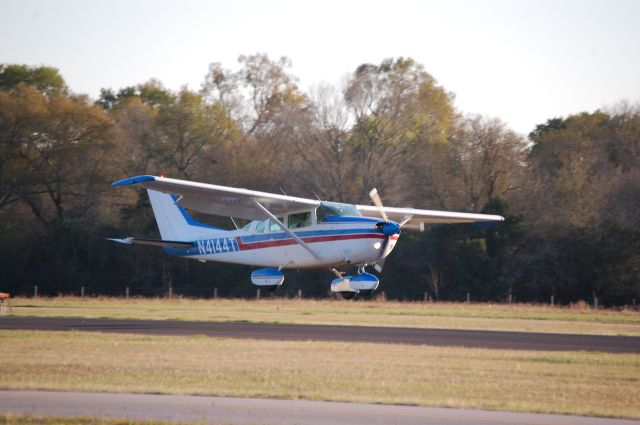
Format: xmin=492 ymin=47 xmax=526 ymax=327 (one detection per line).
xmin=369 ymin=188 xmax=400 ymax=236
xmin=369 ymin=188 xmax=388 ymax=222
xmin=368 ymin=188 xmax=401 ymax=273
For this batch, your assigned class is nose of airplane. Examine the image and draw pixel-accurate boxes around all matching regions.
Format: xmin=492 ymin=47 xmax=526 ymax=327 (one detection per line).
xmin=377 ymin=221 xmax=401 ymax=236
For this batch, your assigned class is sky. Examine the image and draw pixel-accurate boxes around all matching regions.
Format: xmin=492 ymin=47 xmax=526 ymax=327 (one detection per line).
xmin=1 ymin=0 xmax=639 ymax=135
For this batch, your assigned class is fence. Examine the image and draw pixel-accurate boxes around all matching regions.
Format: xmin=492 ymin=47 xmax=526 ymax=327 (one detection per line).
xmin=16 ymin=284 xmax=314 ymax=300
xmin=7 ymin=284 xmax=638 ymax=309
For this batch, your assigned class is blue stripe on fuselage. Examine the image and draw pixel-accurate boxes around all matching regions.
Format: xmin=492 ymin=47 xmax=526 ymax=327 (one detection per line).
xmin=163 ymin=227 xmax=380 ymax=257
xmin=239 ymin=227 xmax=376 ymax=243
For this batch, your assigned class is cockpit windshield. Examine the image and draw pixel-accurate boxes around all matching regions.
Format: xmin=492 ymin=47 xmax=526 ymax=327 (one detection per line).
xmin=317 ymin=201 xmax=362 ymax=222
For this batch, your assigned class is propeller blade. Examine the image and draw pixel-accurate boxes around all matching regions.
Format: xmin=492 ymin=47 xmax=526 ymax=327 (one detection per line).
xmin=374 ymin=233 xmax=396 ymax=273
xmin=369 ymin=188 xmax=388 ymax=222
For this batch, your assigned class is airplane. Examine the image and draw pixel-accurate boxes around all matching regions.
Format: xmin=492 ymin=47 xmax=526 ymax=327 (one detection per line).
xmin=109 ymin=175 xmax=504 ymax=299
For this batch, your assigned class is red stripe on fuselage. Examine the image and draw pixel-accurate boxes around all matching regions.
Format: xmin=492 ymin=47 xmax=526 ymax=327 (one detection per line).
xmin=235 ymin=233 xmax=386 ymax=251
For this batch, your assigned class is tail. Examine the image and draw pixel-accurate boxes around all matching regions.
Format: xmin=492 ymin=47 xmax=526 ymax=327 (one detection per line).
xmin=147 ymin=189 xmax=224 ymax=241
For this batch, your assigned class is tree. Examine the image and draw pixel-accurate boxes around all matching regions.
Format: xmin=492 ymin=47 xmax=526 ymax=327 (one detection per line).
xmin=201 ymin=62 xmax=241 ymax=119
xmin=449 ymin=116 xmax=527 ymax=210
xmin=288 ymin=84 xmax=355 ymax=201
xmin=154 ymin=88 xmax=238 ymax=180
xmin=201 ymin=54 xmax=308 ymax=139
xmin=0 ymin=83 xmax=116 ymax=294
xmin=200 ymin=54 xmax=312 ymax=192
xmin=524 ymin=109 xmax=640 ymax=304
xmin=0 ymin=64 xmax=68 ymax=96
xmin=344 ymin=57 xmax=456 ymax=202
xmin=0 ymin=85 xmax=114 ymax=228
xmin=97 ymin=79 xmax=175 ymax=110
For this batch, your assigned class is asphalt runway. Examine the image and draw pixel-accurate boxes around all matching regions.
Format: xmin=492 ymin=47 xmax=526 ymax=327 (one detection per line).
xmin=2 ymin=316 xmax=639 ymax=352
xmin=2 ymin=390 xmax=639 ymax=425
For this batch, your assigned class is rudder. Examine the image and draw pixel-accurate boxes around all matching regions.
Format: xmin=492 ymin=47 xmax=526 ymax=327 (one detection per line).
xmin=146 ymin=189 xmax=223 ymax=241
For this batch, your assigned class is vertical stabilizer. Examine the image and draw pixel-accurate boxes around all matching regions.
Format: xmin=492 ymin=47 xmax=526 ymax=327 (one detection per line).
xmin=146 ymin=189 xmax=223 ymax=241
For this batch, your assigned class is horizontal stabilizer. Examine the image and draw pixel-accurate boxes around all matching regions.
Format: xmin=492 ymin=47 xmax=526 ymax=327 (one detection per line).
xmin=106 ymin=237 xmax=194 ymax=248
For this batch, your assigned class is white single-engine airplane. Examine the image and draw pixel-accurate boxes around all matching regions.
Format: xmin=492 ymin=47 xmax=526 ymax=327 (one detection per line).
xmin=109 ymin=175 xmax=504 ymax=298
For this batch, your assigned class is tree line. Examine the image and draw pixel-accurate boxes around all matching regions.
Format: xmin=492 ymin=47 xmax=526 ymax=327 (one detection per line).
xmin=1 ymin=58 xmax=639 ymax=305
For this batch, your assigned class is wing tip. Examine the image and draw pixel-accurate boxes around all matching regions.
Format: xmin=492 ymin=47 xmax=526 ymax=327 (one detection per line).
xmin=112 ymin=175 xmax=156 ymax=187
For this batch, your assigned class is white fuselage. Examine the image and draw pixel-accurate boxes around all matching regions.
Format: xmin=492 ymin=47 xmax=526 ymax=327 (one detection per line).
xmin=165 ymin=217 xmax=399 ymax=269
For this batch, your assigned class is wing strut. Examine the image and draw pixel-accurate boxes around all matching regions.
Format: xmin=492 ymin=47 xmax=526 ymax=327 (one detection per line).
xmin=252 ymin=200 xmax=323 ymax=262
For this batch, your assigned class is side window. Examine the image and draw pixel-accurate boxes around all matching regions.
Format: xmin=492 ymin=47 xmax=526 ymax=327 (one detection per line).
xmin=289 ymin=212 xmax=311 ymax=229
xmin=255 ymin=221 xmax=265 ymax=233
xmin=269 ymin=218 xmax=283 ymax=232
xmin=316 ymin=207 xmax=327 ymax=224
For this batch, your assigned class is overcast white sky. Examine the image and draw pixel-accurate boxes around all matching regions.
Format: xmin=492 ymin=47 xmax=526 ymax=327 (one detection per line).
xmin=1 ymin=0 xmax=639 ymax=134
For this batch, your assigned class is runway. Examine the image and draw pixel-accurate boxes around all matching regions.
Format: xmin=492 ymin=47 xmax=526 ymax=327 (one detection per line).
xmin=1 ymin=390 xmax=639 ymax=425
xmin=2 ymin=316 xmax=639 ymax=352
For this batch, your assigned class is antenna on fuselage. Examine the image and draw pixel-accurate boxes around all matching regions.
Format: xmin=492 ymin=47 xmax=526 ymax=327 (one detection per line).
xmin=279 ymin=187 xmax=288 ymax=196
xmin=312 ymin=191 xmax=322 ymax=201
xmin=230 ymin=217 xmax=239 ymax=230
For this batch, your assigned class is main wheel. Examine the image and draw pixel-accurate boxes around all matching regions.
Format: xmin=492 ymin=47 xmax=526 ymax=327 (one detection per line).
xmin=335 ymin=291 xmax=357 ymax=300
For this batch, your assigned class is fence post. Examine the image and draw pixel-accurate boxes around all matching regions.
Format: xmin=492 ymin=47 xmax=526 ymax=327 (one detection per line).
xmin=466 ymin=292 xmax=470 ymax=303
xmin=34 ymin=285 xmax=38 ymax=297
xmin=633 ymin=298 xmax=636 ymax=309
xmin=213 ymin=288 xmax=218 ymax=299
xmin=508 ymin=293 xmax=512 ymax=305
xmin=125 ymin=287 xmax=130 ymax=299
xmin=297 ymin=289 xmax=302 ymax=299
xmin=81 ymin=286 xmax=85 ymax=298
xmin=593 ymin=295 xmax=598 ymax=309
xmin=424 ymin=292 xmax=428 ymax=302
xmin=168 ymin=285 xmax=173 ymax=299
xmin=551 ymin=295 xmax=555 ymax=306
xmin=256 ymin=288 xmax=261 ymax=300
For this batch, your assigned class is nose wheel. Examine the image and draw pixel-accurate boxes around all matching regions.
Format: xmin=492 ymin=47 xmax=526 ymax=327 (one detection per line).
xmin=330 ymin=265 xmax=378 ymax=300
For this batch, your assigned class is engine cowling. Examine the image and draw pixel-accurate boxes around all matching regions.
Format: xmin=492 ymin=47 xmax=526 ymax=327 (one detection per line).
xmin=331 ymin=272 xmax=379 ymax=299
xmin=376 ymin=221 xmax=401 ymax=236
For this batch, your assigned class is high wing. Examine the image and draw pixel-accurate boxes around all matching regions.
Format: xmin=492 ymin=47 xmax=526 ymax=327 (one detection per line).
xmin=112 ymin=175 xmax=318 ymax=221
xmin=112 ymin=175 xmax=504 ymax=227
xmin=356 ymin=205 xmax=504 ymax=230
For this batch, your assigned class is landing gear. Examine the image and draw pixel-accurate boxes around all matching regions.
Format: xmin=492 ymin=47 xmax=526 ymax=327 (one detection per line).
xmin=330 ymin=265 xmax=379 ymax=300
xmin=251 ymin=268 xmax=285 ymax=294
xmin=335 ymin=291 xmax=357 ymax=300
xmin=334 ymin=290 xmax=374 ymax=301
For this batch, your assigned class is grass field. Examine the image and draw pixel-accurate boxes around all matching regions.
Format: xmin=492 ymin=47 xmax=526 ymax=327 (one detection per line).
xmin=8 ymin=296 xmax=640 ymax=336
xmin=1 ymin=330 xmax=638 ymax=419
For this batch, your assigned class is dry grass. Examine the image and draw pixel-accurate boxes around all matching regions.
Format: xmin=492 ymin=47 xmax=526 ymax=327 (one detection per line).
xmin=8 ymin=296 xmax=640 ymax=336
xmin=1 ymin=330 xmax=638 ymax=418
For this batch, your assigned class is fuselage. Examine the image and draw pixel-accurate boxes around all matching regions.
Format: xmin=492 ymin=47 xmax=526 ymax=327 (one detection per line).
xmin=164 ymin=215 xmax=399 ymax=269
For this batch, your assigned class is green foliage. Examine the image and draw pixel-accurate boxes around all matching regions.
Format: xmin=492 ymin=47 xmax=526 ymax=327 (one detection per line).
xmin=0 ymin=59 xmax=638 ymax=304
xmin=0 ymin=64 xmax=67 ymax=96
xmin=97 ymin=80 xmax=175 ymax=110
